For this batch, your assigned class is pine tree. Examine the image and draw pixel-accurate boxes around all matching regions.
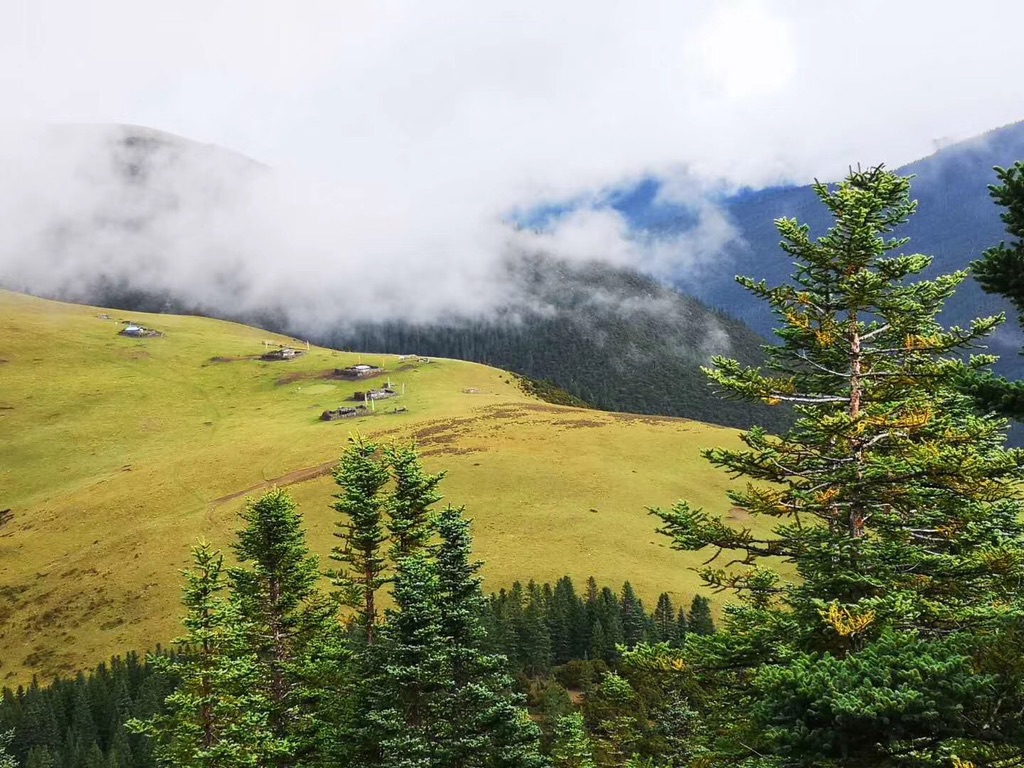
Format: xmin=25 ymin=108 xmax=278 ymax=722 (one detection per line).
xmin=673 ymin=608 xmax=688 ymax=649
xmin=589 ymin=588 xmax=623 ymax=664
xmin=330 ymin=437 xmax=390 ymax=644
xmin=128 ymin=543 xmax=282 ymax=768
xmin=385 ymin=443 xmax=445 ymax=561
xmin=367 ymin=549 xmax=450 ymax=768
xmin=230 ymin=488 xmax=340 ymax=766
xmin=548 ymin=578 xmax=577 ymax=665
xmin=652 ymin=165 xmax=1024 ymax=766
xmin=521 ymin=583 xmax=553 ymax=675
xmin=651 ymin=594 xmax=676 ymax=645
xmin=432 ymin=506 xmax=544 ymax=768
xmin=550 ymin=713 xmax=595 ymax=768
xmin=686 ymin=596 xmax=714 ymax=637
xmin=619 ymin=583 xmax=647 ymax=649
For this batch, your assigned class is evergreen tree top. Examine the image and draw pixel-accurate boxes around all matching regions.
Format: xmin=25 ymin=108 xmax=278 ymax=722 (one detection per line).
xmin=653 ymin=164 xmax=1024 ymax=645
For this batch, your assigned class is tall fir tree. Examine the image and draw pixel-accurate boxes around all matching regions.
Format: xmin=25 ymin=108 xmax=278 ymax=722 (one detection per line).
xmin=128 ymin=543 xmax=283 ymax=768
xmin=651 ymin=594 xmax=676 ymax=646
xmin=432 ymin=506 xmax=545 ymax=768
xmin=385 ymin=443 xmax=445 ymax=561
xmin=686 ymin=596 xmax=714 ymax=637
xmin=366 ymin=549 xmax=450 ymax=768
xmin=230 ymin=489 xmax=341 ymax=766
xmin=521 ymin=582 xmax=553 ymax=675
xmin=619 ymin=583 xmax=647 ymax=649
xmin=673 ymin=608 xmax=688 ymax=649
xmin=330 ymin=436 xmax=390 ymax=645
xmin=653 ymin=166 xmax=1024 ymax=766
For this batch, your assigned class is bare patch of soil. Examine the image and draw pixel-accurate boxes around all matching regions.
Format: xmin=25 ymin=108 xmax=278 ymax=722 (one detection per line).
xmin=209 ymin=460 xmax=339 ymax=509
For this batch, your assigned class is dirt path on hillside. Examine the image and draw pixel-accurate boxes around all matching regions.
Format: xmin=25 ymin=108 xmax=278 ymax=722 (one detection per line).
xmin=209 ymin=460 xmax=338 ymax=509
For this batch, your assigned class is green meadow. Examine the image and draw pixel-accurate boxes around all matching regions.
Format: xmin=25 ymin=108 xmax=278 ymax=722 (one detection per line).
xmin=0 ymin=289 xmax=756 ymax=684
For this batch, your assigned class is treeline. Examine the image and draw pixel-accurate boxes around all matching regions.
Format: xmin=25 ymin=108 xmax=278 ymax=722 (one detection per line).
xmin=485 ymin=578 xmax=713 ymax=673
xmin=0 ymin=578 xmax=715 ymax=768
xmin=0 ymin=655 xmax=170 ymax=768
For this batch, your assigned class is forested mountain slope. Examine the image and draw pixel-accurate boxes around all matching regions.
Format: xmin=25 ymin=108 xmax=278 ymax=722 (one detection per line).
xmin=325 ymin=257 xmax=784 ymax=432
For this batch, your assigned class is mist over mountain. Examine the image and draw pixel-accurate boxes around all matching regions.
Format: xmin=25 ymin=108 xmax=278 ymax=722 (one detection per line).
xmin=326 ymin=256 xmax=785 ymax=431
xmin=0 ymin=124 xmax=777 ymax=429
xmin=608 ymin=121 xmax=1024 ymax=374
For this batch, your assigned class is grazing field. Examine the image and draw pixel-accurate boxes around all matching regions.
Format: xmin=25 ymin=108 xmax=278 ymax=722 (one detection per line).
xmin=0 ymin=289 xmax=757 ymax=685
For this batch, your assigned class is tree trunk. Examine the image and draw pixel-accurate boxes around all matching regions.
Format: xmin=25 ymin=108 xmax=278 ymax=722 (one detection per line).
xmin=848 ymin=311 xmax=866 ymax=539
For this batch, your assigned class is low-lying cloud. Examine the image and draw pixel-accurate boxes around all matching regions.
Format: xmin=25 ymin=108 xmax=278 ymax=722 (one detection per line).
xmin=0 ymin=124 xmax=736 ymax=330
xmin=1 ymin=1 xmax=1024 ymax=330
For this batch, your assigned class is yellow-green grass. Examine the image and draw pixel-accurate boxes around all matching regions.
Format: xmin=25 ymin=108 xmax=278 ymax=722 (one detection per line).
xmin=0 ymin=289 xmax=758 ymax=685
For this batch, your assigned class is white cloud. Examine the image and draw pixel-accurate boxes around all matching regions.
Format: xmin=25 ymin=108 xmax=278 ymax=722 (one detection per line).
xmin=0 ymin=1 xmax=1022 ymax=326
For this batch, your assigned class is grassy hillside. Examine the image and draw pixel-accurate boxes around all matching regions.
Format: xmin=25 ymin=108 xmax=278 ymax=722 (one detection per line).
xmin=0 ymin=290 xmax=757 ymax=685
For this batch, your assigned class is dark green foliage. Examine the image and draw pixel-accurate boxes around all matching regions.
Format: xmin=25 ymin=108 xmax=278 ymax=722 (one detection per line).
xmin=329 ymin=258 xmax=787 ymax=432
xmin=367 ymin=550 xmax=451 ymax=766
xmin=576 ymin=644 xmax=709 ymax=768
xmin=752 ymin=631 xmax=993 ymax=766
xmin=130 ymin=542 xmax=283 ymax=767
xmin=591 ymin=589 xmax=624 ymax=665
xmin=484 ymin=578 xmax=713 ymax=676
xmin=650 ymin=595 xmax=675 ymax=646
xmin=330 ymin=443 xmax=543 ymax=767
xmin=618 ymin=584 xmax=646 ymax=650
xmin=652 ymin=166 xmax=1024 ymax=765
xmin=329 ymin=437 xmax=391 ymax=644
xmin=229 ymin=489 xmax=342 ymax=765
xmin=686 ymin=596 xmax=714 ymax=637
xmin=432 ymin=506 xmax=546 ymax=768
xmin=0 ymin=653 xmax=170 ymax=768
xmin=385 ymin=443 xmax=445 ymax=562
xmin=674 ymin=609 xmax=688 ymax=647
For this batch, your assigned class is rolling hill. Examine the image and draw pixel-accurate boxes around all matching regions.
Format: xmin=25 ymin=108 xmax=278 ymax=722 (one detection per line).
xmin=0 ymin=289 xmax=757 ymax=686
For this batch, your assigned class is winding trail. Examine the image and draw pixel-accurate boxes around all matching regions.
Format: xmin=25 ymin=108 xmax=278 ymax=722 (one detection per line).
xmin=209 ymin=459 xmax=338 ymax=509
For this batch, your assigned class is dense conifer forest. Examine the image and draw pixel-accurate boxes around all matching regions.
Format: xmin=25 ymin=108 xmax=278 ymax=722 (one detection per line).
xmin=0 ymin=578 xmax=715 ymax=767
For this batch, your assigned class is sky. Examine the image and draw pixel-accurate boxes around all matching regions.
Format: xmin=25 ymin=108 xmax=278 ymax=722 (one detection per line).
xmin=1 ymin=0 xmax=1023 ymax=327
